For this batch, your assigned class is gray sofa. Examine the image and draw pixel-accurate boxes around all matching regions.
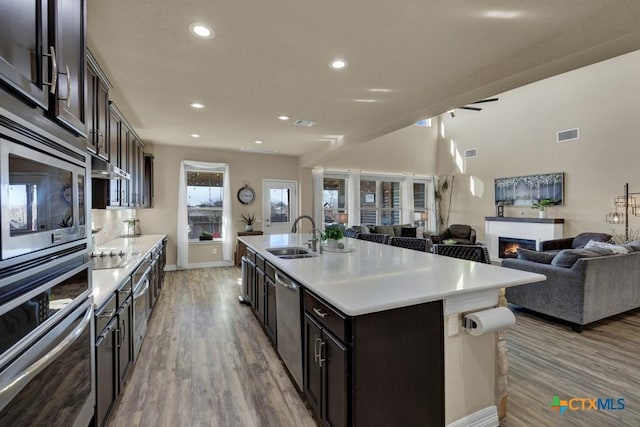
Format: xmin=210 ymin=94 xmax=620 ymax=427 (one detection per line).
xmin=503 ymin=248 xmax=640 ymax=331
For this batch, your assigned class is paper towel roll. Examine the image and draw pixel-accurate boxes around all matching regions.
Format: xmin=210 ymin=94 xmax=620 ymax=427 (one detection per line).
xmin=464 ymin=307 xmax=516 ymax=336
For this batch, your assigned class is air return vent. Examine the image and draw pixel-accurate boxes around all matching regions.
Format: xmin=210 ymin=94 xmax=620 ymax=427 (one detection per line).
xmin=557 ymin=128 xmax=579 ymax=143
xmin=464 ymin=148 xmax=478 ymax=158
xmin=240 ymin=146 xmax=277 ymax=154
xmin=294 ymin=119 xmax=316 ymax=127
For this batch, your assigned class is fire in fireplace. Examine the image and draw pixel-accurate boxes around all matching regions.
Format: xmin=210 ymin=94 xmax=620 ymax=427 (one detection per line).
xmin=498 ymin=237 xmax=536 ymax=258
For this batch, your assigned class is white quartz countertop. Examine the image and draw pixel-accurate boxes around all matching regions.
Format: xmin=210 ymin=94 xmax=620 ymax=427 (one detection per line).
xmin=239 ymin=234 xmax=545 ymax=316
xmin=92 ymin=234 xmax=166 ymax=308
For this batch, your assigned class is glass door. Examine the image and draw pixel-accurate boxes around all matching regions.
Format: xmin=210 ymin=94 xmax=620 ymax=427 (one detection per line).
xmin=262 ymin=180 xmax=298 ymax=235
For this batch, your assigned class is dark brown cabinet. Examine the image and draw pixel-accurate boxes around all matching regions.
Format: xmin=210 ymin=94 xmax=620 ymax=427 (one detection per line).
xmin=86 ymin=50 xmax=110 ymax=159
xmin=51 ymin=0 xmax=87 ymax=135
xmin=143 ymin=153 xmax=154 ymax=208
xmin=116 ymin=295 xmax=133 ymax=391
xmin=254 ymin=263 xmax=266 ymax=322
xmin=95 ymin=296 xmax=118 ymax=427
xmin=265 ymin=274 xmax=277 ymax=344
xmin=303 ymin=289 xmax=445 ymax=427
xmin=0 ymin=0 xmax=87 ymax=135
xmin=0 ymin=0 xmax=51 ymax=108
xmin=304 ymin=314 xmax=348 ymax=427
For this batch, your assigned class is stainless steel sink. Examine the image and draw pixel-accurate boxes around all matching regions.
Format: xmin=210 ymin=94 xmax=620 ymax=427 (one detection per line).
xmin=266 ymin=247 xmax=318 ymax=259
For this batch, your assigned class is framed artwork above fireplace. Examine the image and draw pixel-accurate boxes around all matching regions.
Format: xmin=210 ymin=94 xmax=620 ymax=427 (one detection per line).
xmin=495 ymin=172 xmax=564 ymax=207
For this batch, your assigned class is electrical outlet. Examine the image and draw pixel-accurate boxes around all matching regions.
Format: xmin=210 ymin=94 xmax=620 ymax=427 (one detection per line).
xmin=212 ymin=248 xmax=217 ymax=255
xmin=448 ymin=314 xmax=459 ymax=336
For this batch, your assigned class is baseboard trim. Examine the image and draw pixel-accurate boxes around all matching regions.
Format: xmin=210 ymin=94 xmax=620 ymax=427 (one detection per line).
xmin=165 ymin=261 xmax=234 ymax=271
xmin=447 ymin=406 xmax=498 ymax=427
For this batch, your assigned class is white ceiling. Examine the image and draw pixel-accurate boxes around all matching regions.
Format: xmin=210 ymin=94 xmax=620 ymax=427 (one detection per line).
xmin=87 ymin=0 xmax=640 ymax=165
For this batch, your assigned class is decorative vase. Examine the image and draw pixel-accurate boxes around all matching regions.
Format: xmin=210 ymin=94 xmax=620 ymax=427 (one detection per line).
xmin=245 ymin=224 xmax=253 ymax=231
xmin=538 ymin=210 xmax=547 ymax=219
xmin=327 ymin=239 xmax=339 ymax=249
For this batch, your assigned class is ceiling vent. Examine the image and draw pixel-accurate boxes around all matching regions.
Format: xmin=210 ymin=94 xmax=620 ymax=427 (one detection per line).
xmin=240 ymin=146 xmax=277 ymax=154
xmin=294 ymin=119 xmax=316 ymax=127
xmin=464 ymin=148 xmax=478 ymax=158
xmin=557 ymin=128 xmax=579 ymax=143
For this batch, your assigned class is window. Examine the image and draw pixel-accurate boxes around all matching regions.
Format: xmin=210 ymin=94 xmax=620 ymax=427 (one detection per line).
xmin=360 ymin=177 xmax=401 ymax=225
xmin=413 ymin=180 xmax=430 ymax=227
xmin=323 ymin=176 xmax=347 ymax=227
xmin=187 ymin=171 xmax=224 ymax=239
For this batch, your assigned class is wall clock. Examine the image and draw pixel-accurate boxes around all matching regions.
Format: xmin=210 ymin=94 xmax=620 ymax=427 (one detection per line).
xmin=237 ymin=184 xmax=256 ymax=205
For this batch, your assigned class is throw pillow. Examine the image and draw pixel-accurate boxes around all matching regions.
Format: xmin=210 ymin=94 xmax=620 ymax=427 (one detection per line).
xmin=376 ymin=225 xmax=396 ymax=237
xmin=584 ymin=239 xmax=629 ymax=254
xmin=516 ymin=248 xmax=555 ymax=264
xmin=393 ymin=224 xmax=413 ymax=237
xmin=551 ymin=248 xmax=610 ymax=268
xmin=400 ymin=227 xmax=417 ymax=237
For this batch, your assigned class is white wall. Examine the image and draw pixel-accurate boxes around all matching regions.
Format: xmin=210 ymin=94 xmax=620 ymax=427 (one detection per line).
xmin=436 ymin=49 xmax=640 ymax=241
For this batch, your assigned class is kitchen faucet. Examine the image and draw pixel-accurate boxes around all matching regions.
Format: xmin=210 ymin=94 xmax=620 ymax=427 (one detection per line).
xmin=291 ymin=215 xmax=322 ymax=253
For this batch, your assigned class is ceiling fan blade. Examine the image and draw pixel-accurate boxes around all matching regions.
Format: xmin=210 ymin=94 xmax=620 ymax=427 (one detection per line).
xmin=459 ymin=106 xmax=482 ymax=111
xmin=469 ymin=97 xmax=499 ymax=104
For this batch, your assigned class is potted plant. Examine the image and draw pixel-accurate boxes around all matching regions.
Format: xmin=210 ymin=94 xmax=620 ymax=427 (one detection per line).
xmin=199 ymin=231 xmax=213 ymax=241
xmin=322 ymin=224 xmax=345 ymax=248
xmin=240 ymin=213 xmax=256 ymax=231
xmin=531 ymin=199 xmax=558 ymax=218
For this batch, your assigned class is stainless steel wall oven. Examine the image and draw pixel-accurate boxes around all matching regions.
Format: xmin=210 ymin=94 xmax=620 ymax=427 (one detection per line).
xmin=0 ymin=254 xmax=94 ymax=426
xmin=0 ymin=114 xmax=88 ymax=268
xmin=0 ymin=108 xmax=92 ymax=426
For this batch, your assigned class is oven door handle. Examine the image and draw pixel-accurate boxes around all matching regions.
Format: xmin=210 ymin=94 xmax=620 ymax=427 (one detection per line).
xmin=0 ymin=305 xmax=92 ymax=407
xmin=133 ymin=279 xmax=150 ymax=300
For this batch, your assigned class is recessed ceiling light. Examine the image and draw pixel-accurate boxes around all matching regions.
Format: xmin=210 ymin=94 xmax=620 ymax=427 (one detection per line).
xmin=277 ymin=115 xmax=290 ymax=121
xmin=330 ymin=59 xmax=348 ymax=70
xmin=254 ymin=140 xmax=263 ymax=144
xmin=483 ymin=10 xmax=521 ymax=19
xmin=191 ymin=134 xmax=201 ymax=138
xmin=189 ymin=23 xmax=215 ymax=39
xmin=190 ymin=102 xmax=206 ymax=109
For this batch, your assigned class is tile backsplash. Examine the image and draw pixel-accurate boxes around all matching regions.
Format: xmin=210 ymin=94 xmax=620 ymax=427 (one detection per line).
xmin=91 ymin=209 xmax=136 ymax=247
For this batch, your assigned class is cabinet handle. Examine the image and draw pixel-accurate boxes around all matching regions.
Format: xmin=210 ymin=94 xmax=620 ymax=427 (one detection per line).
xmin=99 ymin=309 xmax=116 ymax=319
xmin=314 ymin=335 xmax=321 ymax=362
xmin=318 ymin=340 xmax=326 ymax=367
xmin=115 ymin=326 xmax=121 ymax=348
xmin=43 ymin=46 xmax=57 ymax=94
xmin=120 ymin=319 xmax=126 ymax=344
xmin=65 ymin=65 xmax=72 ymax=107
xmin=57 ymin=65 xmax=71 ymax=107
xmin=312 ymin=307 xmax=328 ymax=319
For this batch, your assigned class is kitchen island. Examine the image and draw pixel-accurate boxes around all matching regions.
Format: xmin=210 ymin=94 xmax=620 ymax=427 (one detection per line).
xmin=239 ymin=233 xmax=545 ymax=427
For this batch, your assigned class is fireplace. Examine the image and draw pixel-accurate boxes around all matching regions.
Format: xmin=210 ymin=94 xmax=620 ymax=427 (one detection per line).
xmin=498 ymin=237 xmax=536 ymax=259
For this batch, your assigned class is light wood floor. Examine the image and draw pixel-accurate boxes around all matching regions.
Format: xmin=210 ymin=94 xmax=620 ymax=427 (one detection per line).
xmin=108 ymin=267 xmax=640 ymax=427
xmin=107 ymin=267 xmax=316 ymax=427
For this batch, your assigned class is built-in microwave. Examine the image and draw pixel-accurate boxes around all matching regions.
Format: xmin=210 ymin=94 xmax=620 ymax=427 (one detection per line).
xmin=0 ymin=130 xmax=87 ymax=263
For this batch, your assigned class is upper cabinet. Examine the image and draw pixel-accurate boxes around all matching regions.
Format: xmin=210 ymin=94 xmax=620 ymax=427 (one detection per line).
xmin=0 ymin=0 xmax=87 ymax=136
xmin=51 ymin=0 xmax=87 ymax=135
xmin=0 ymin=0 xmax=51 ymax=109
xmin=86 ymin=50 xmax=110 ymax=159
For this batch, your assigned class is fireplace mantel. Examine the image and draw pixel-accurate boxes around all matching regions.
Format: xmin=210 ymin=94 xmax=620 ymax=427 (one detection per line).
xmin=485 ymin=217 xmax=564 ymax=261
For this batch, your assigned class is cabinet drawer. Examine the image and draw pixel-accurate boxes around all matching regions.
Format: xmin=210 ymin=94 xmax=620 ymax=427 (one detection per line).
xmin=304 ymin=291 xmax=347 ymax=343
xmin=246 ymin=248 xmax=256 ymax=263
xmin=256 ymin=254 xmax=265 ymax=272
xmin=265 ymin=262 xmax=276 ymax=280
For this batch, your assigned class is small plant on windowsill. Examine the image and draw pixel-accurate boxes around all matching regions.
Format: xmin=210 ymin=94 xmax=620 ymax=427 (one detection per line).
xmin=240 ymin=213 xmax=256 ymax=231
xmin=199 ymin=231 xmax=213 ymax=241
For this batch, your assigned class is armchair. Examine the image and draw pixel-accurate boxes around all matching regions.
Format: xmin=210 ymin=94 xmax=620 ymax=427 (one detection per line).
xmin=539 ymin=232 xmax=612 ymax=252
xmin=430 ymin=224 xmax=476 ymax=245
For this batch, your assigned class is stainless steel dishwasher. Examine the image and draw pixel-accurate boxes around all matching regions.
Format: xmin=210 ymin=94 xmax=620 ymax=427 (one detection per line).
xmin=274 ymin=270 xmax=303 ymax=389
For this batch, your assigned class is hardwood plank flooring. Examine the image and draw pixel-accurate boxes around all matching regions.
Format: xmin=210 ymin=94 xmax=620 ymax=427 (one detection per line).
xmin=107 ymin=268 xmax=316 ymax=427
xmin=503 ymin=306 xmax=640 ymax=427
xmin=108 ymin=267 xmax=640 ymax=427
